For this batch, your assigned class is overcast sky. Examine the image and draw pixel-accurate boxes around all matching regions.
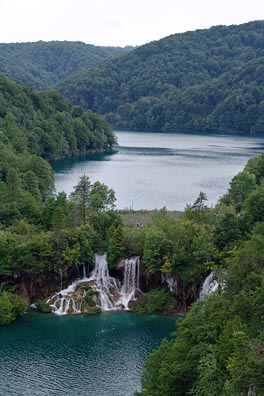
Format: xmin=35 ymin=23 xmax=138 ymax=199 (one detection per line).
xmin=1 ymin=0 xmax=264 ymax=47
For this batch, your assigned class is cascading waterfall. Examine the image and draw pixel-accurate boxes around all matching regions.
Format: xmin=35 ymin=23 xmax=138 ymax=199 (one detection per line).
xmin=83 ymin=264 xmax=87 ymax=279
xmin=119 ymin=256 xmax=140 ymax=309
xmin=88 ymin=253 xmax=121 ymax=311
xmin=75 ymin=263 xmax=80 ymax=278
xmin=199 ymin=271 xmax=219 ymax=299
xmin=47 ymin=254 xmax=141 ymax=315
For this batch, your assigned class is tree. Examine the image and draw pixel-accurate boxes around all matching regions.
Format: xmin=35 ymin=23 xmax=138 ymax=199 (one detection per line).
xmin=51 ymin=207 xmax=67 ymax=256
xmin=29 ymin=155 xmax=54 ymax=199
xmin=89 ymin=181 xmax=116 ymax=211
xmin=228 ymin=171 xmax=256 ymax=210
xmin=244 ymin=185 xmax=264 ymax=224
xmin=190 ymin=347 xmax=225 ymax=396
xmin=107 ymin=225 xmax=125 ymax=267
xmin=23 ymin=170 xmax=41 ymax=201
xmin=143 ymin=227 xmax=173 ymax=273
xmin=70 ymin=176 xmax=117 ymax=224
xmin=213 ymin=212 xmax=242 ymax=250
xmin=0 ymin=289 xmax=27 ymax=325
xmin=70 ymin=175 xmax=92 ymax=224
xmin=6 ymin=168 xmax=22 ymax=201
xmin=245 ymin=154 xmax=264 ymax=184
xmin=189 ymin=192 xmax=209 ymax=222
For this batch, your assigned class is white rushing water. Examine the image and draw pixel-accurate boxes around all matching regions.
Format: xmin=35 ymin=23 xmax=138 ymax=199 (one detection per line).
xmin=120 ymin=256 xmax=140 ymax=309
xmin=199 ymin=271 xmax=219 ymax=299
xmin=47 ymin=254 xmax=141 ymax=315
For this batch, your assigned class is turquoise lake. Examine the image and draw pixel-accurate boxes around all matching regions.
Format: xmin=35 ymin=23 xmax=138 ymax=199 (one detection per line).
xmin=54 ymin=130 xmax=264 ymax=210
xmin=0 ymin=311 xmax=177 ymax=396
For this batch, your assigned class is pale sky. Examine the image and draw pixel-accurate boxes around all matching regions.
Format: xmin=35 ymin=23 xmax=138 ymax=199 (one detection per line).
xmin=1 ymin=0 xmax=264 ymax=47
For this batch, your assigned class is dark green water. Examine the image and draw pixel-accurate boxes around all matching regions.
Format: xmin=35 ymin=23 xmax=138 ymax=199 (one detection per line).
xmin=0 ymin=311 xmax=177 ymax=396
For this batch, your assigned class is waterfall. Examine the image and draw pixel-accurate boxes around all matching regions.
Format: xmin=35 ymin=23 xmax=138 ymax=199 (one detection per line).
xmin=83 ymin=264 xmax=87 ymax=279
xmin=119 ymin=256 xmax=140 ymax=309
xmin=75 ymin=263 xmax=81 ymax=278
xmin=199 ymin=271 xmax=219 ymax=299
xmin=88 ymin=253 xmax=121 ymax=311
xmin=47 ymin=254 xmax=141 ymax=315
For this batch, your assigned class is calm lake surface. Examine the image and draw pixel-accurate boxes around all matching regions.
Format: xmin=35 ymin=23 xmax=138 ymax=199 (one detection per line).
xmin=54 ymin=130 xmax=264 ymax=210
xmin=0 ymin=311 xmax=177 ymax=396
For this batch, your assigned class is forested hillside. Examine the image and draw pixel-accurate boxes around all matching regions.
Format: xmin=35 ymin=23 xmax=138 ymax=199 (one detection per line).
xmin=0 ymin=74 xmax=115 ymax=162
xmin=0 ymin=41 xmax=132 ymax=89
xmin=59 ymin=20 xmax=264 ymax=133
xmin=0 ymin=74 xmax=120 ymax=324
xmin=137 ymin=154 xmax=264 ymax=395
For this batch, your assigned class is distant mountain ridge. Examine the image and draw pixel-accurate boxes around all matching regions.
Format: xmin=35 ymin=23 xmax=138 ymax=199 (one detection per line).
xmin=0 ymin=41 xmax=133 ymax=89
xmin=57 ymin=20 xmax=264 ymax=134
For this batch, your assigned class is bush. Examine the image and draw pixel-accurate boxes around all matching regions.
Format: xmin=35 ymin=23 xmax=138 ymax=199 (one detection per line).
xmin=133 ymin=289 xmax=179 ymax=314
xmin=85 ymin=306 xmax=101 ymax=315
xmin=35 ymin=300 xmax=52 ymax=313
xmin=0 ymin=290 xmax=27 ymax=325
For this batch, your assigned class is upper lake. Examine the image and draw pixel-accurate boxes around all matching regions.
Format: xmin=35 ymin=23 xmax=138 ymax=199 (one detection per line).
xmin=54 ymin=130 xmax=264 ymax=210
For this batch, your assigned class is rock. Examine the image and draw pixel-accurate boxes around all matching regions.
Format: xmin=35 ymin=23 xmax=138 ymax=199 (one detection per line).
xmin=163 ymin=275 xmax=178 ymax=296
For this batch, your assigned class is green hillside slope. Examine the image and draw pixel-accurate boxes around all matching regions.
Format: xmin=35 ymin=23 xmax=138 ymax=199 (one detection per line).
xmin=137 ymin=154 xmax=264 ymax=396
xmin=0 ymin=41 xmax=132 ymax=89
xmin=0 ymin=75 xmax=120 ymax=324
xmin=0 ymin=73 xmax=115 ymax=162
xmin=59 ymin=20 xmax=264 ymax=133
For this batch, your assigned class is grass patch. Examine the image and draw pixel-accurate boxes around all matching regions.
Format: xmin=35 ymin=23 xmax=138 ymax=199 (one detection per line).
xmin=119 ymin=210 xmax=181 ymax=228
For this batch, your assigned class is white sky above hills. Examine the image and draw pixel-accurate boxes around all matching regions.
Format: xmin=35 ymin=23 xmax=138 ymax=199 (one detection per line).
xmin=1 ymin=0 xmax=264 ymax=47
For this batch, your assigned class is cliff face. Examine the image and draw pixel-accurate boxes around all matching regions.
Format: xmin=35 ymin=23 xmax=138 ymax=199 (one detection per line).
xmin=13 ymin=266 xmax=77 ymax=304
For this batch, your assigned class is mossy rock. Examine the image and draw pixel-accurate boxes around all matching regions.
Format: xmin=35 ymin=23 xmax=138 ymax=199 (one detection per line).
xmin=35 ymin=300 xmax=52 ymax=313
xmin=86 ymin=288 xmax=99 ymax=297
xmin=84 ymin=294 xmax=96 ymax=306
xmin=83 ymin=306 xmax=101 ymax=315
xmin=79 ymin=283 xmax=92 ymax=291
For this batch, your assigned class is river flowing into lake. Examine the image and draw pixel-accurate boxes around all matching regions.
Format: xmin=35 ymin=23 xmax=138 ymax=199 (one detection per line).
xmin=0 ymin=312 xmax=177 ymax=396
xmin=53 ymin=130 xmax=264 ymax=210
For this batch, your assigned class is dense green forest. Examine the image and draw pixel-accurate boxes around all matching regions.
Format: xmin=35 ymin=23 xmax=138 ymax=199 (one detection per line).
xmin=0 ymin=41 xmax=132 ymax=89
xmin=136 ymin=154 xmax=264 ymax=395
xmin=58 ymin=20 xmax=264 ymax=133
xmin=1 ymin=20 xmax=264 ymax=394
xmin=0 ymin=75 xmax=119 ymax=324
xmin=0 ymin=74 xmax=115 ymax=161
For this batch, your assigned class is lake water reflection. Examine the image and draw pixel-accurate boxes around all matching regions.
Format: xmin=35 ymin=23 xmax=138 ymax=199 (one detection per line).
xmin=54 ymin=131 xmax=264 ymax=210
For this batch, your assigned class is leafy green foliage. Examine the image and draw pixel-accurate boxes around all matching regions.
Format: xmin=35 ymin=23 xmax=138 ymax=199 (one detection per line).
xmin=244 ymin=185 xmax=264 ymax=224
xmin=0 ymin=75 xmax=116 ymax=162
xmin=35 ymin=300 xmax=52 ymax=313
xmin=137 ymin=203 xmax=216 ymax=288
xmin=0 ymin=289 xmax=27 ymax=325
xmin=143 ymin=227 xmax=173 ymax=273
xmin=138 ymin=153 xmax=264 ymax=395
xmin=133 ymin=289 xmax=179 ymax=315
xmin=107 ymin=225 xmax=125 ymax=267
xmin=213 ymin=212 xmax=243 ymax=250
xmin=0 ymin=75 xmax=121 ymax=315
xmin=0 ymin=41 xmax=132 ymax=89
xmin=69 ymin=175 xmax=116 ymax=226
xmin=228 ymin=171 xmax=256 ymax=210
xmin=58 ymin=21 xmax=264 ymax=134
